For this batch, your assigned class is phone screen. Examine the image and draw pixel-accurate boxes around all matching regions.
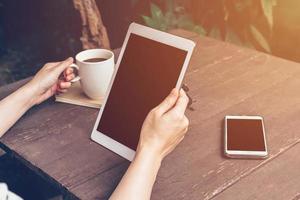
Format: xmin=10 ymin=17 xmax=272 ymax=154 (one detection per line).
xmin=227 ymin=118 xmax=266 ymax=151
xmin=97 ymin=33 xmax=188 ymax=150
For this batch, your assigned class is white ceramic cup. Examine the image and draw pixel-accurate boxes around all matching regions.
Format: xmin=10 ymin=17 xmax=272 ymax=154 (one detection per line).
xmin=71 ymin=49 xmax=115 ymax=100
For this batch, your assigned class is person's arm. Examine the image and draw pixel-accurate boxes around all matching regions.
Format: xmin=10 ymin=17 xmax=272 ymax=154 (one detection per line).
xmin=0 ymin=58 xmax=75 ymax=138
xmin=110 ymin=89 xmax=189 ymax=200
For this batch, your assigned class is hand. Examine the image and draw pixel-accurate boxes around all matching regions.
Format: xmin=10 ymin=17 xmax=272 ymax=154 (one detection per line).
xmin=27 ymin=57 xmax=75 ymax=105
xmin=109 ymin=89 xmax=189 ymax=200
xmin=137 ymin=88 xmax=189 ymax=161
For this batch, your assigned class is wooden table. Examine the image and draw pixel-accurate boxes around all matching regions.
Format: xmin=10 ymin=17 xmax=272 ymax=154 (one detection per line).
xmin=1 ymin=30 xmax=300 ymax=200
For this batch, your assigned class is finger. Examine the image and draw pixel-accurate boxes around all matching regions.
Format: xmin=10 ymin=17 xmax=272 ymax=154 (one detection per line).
xmin=54 ymin=57 xmax=74 ymax=75
xmin=169 ymin=89 xmax=189 ymax=116
xmin=65 ymin=67 xmax=74 ymax=75
xmin=155 ymin=88 xmax=179 ymax=115
xmin=65 ymin=74 xmax=75 ymax=81
xmin=57 ymin=88 xmax=68 ymax=93
xmin=59 ymin=81 xmax=71 ymax=89
xmin=57 ymin=80 xmax=66 ymax=89
xmin=46 ymin=62 xmax=61 ymax=68
xmin=63 ymin=67 xmax=74 ymax=78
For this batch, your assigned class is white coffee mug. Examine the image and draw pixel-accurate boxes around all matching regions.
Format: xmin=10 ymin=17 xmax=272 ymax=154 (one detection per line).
xmin=71 ymin=49 xmax=115 ymax=99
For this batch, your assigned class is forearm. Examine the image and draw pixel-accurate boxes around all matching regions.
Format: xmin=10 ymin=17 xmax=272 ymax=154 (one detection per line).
xmin=0 ymin=58 xmax=74 ymax=138
xmin=0 ymin=82 xmax=37 ymax=137
xmin=109 ymin=148 xmax=163 ymax=200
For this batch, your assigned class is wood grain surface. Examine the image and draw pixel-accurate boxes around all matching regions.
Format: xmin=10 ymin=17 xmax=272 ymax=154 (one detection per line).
xmin=1 ymin=30 xmax=300 ymax=200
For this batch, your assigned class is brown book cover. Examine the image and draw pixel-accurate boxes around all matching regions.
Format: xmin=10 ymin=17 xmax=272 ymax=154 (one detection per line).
xmin=55 ymin=82 xmax=103 ymax=109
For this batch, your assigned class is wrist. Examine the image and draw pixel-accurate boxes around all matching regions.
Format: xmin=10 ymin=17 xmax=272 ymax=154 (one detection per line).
xmin=135 ymin=144 xmax=164 ymax=165
xmin=21 ymin=81 xmax=40 ymax=107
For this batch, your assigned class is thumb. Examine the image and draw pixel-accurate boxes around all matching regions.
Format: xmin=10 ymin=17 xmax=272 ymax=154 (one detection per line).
xmin=168 ymin=89 xmax=189 ymax=116
xmin=53 ymin=57 xmax=74 ymax=75
xmin=155 ymin=88 xmax=179 ymax=115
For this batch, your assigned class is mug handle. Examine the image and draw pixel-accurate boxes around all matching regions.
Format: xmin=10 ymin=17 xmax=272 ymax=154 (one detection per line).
xmin=69 ymin=63 xmax=80 ymax=83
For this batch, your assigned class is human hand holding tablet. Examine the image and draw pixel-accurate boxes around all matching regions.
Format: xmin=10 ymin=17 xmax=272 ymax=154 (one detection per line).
xmin=137 ymin=88 xmax=190 ymax=160
xmin=91 ymin=23 xmax=195 ymax=161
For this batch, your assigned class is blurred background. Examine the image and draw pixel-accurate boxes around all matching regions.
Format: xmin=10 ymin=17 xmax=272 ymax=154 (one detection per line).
xmin=0 ymin=0 xmax=299 ymax=86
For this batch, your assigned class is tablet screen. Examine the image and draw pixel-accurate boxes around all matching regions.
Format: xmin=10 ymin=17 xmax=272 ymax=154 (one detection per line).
xmin=97 ymin=33 xmax=188 ymax=150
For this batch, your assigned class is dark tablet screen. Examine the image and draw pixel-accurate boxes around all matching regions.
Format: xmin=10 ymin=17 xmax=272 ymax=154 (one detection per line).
xmin=97 ymin=33 xmax=188 ymax=150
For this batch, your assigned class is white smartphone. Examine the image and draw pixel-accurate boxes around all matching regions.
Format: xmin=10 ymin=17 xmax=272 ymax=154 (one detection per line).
xmin=224 ymin=115 xmax=268 ymax=159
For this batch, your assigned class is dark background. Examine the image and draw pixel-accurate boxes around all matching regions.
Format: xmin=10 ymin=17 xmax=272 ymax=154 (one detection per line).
xmin=0 ymin=0 xmax=300 ymax=86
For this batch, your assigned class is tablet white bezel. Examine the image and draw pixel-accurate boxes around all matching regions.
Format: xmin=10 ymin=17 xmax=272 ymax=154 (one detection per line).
xmin=224 ymin=115 xmax=268 ymax=159
xmin=91 ymin=22 xmax=196 ymax=161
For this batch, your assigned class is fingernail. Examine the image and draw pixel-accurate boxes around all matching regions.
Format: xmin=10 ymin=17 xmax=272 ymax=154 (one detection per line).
xmin=180 ymin=89 xmax=185 ymax=95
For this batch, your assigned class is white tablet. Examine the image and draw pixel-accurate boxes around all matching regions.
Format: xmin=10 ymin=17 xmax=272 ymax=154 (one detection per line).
xmin=91 ymin=23 xmax=195 ymax=161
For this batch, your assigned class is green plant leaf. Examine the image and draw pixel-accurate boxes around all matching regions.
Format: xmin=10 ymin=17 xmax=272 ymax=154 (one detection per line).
xmin=142 ymin=1 xmax=207 ymax=35
xmin=150 ymin=3 xmax=164 ymax=21
xmin=150 ymin=3 xmax=169 ymax=31
xmin=176 ymin=15 xmax=194 ymax=29
xmin=165 ymin=11 xmax=176 ymax=27
xmin=159 ymin=22 xmax=168 ymax=31
xmin=166 ymin=0 xmax=174 ymax=13
xmin=261 ymin=0 xmax=274 ymax=29
xmin=193 ymin=25 xmax=207 ymax=36
xmin=142 ymin=15 xmax=159 ymax=29
xmin=225 ymin=28 xmax=242 ymax=46
xmin=244 ymin=41 xmax=255 ymax=49
xmin=249 ymin=25 xmax=271 ymax=52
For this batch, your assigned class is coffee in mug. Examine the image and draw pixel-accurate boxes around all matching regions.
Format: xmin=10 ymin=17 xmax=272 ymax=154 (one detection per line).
xmin=70 ymin=49 xmax=115 ymax=100
xmin=83 ymin=57 xmax=108 ymax=63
